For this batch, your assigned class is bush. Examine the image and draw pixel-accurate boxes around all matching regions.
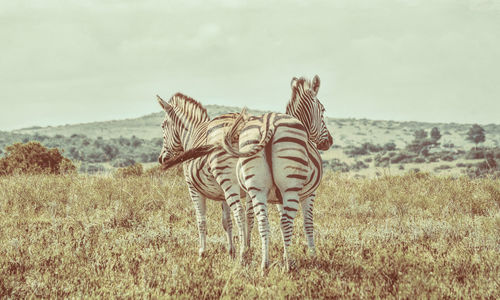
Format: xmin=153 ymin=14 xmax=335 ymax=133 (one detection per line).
xmin=112 ymin=158 xmax=136 ymax=168
xmin=345 ymin=143 xmax=383 ymax=157
xmin=79 ymin=163 xmax=105 ymax=174
xmin=466 ymin=148 xmax=486 ymax=160
xmin=145 ymin=164 xmax=183 ymax=177
xmin=383 ymin=142 xmax=397 ymax=151
xmin=441 ymin=155 xmax=455 ymax=162
xmin=0 ymin=142 xmax=76 ymax=175
xmin=434 ymin=165 xmax=451 ymax=172
xmin=390 ymin=151 xmax=415 ymax=164
xmin=327 ymin=159 xmax=350 ymax=172
xmin=351 ymin=161 xmax=369 ymax=171
xmin=114 ymin=163 xmax=144 ymax=178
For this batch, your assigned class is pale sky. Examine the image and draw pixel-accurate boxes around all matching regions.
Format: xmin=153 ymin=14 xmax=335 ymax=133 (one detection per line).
xmin=1 ymin=0 xmax=499 ymax=131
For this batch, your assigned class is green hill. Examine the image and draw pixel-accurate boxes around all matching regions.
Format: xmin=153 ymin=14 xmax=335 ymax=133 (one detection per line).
xmin=1 ymin=104 xmax=499 ymax=177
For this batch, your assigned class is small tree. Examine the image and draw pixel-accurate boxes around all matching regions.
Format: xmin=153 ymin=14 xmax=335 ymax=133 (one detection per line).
xmin=0 ymin=141 xmax=76 ymax=175
xmin=466 ymin=124 xmax=485 ymax=148
xmin=430 ymin=127 xmax=441 ymax=144
xmin=407 ymin=129 xmax=433 ymax=155
xmin=414 ymin=129 xmax=428 ymax=141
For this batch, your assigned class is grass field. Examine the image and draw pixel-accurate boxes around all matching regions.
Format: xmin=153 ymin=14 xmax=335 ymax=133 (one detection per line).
xmin=1 ymin=171 xmax=499 ymax=298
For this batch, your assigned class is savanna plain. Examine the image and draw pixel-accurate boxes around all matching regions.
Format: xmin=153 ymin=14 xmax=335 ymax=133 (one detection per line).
xmin=1 ymin=169 xmax=499 ymax=298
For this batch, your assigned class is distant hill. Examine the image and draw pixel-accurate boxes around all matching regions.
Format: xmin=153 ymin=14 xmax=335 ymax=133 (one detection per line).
xmin=10 ymin=104 xmax=500 ymax=149
xmin=11 ymin=105 xmax=268 ymax=140
xmin=2 ymin=104 xmax=499 ymax=177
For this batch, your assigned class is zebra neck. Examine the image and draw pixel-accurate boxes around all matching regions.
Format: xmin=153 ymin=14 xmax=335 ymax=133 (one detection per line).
xmin=287 ymin=97 xmax=309 ymax=129
xmin=180 ymin=122 xmax=209 ymax=151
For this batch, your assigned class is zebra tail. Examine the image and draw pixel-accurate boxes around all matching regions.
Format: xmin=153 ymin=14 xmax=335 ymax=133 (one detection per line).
xmin=222 ymin=111 xmax=275 ymax=158
xmin=161 ymin=144 xmax=220 ymax=170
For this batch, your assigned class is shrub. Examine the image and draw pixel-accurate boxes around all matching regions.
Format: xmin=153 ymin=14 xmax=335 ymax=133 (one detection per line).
xmin=441 ymin=155 xmax=455 ymax=162
xmin=466 ymin=124 xmax=485 ymax=147
xmin=0 ymin=142 xmax=76 ymax=175
xmin=79 ymin=163 xmax=105 ymax=174
xmin=327 ymin=159 xmax=351 ymax=172
xmin=434 ymin=165 xmax=451 ymax=172
xmin=390 ymin=151 xmax=415 ymax=164
xmin=112 ymin=158 xmax=136 ymax=168
xmin=464 ymin=156 xmax=500 ymax=179
xmin=351 ymin=161 xmax=369 ymax=171
xmin=114 ymin=163 xmax=144 ymax=178
xmin=466 ymin=148 xmax=486 ymax=160
xmin=383 ymin=142 xmax=397 ymax=151
xmin=407 ymin=129 xmax=439 ymax=155
xmin=345 ymin=143 xmax=383 ymax=157
xmin=145 ymin=164 xmax=183 ymax=177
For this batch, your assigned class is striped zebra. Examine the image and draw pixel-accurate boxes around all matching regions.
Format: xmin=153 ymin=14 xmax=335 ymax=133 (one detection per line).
xmin=157 ymin=93 xmax=248 ymax=261
xmin=159 ymin=75 xmax=332 ymax=271
xmin=220 ymin=75 xmax=333 ymax=271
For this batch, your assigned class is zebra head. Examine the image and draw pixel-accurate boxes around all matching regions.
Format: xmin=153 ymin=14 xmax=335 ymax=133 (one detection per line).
xmin=158 ymin=95 xmax=183 ymax=164
xmin=287 ymin=75 xmax=333 ymax=151
xmin=157 ymin=93 xmax=210 ymax=165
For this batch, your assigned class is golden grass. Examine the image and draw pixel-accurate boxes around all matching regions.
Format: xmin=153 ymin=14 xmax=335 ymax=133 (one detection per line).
xmin=1 ymin=171 xmax=499 ymax=298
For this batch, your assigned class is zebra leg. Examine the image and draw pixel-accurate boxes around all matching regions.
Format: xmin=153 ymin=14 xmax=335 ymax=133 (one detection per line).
xmin=250 ymin=192 xmax=270 ymax=272
xmin=245 ymin=193 xmax=254 ymax=248
xmin=189 ymin=189 xmax=207 ymax=260
xmin=279 ymin=192 xmax=300 ymax=272
xmin=225 ymin=193 xmax=247 ymax=262
xmin=238 ymin=156 xmax=271 ymax=273
xmin=221 ymin=201 xmax=236 ymax=259
xmin=301 ymin=194 xmax=316 ymax=255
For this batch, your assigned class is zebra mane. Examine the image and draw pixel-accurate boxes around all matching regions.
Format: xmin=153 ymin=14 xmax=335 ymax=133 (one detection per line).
xmin=286 ymin=77 xmax=312 ymax=115
xmin=168 ymin=92 xmax=210 ymax=122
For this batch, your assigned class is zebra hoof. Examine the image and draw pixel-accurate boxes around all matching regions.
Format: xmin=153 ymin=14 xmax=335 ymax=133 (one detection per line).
xmin=282 ymin=258 xmax=295 ymax=272
xmin=260 ymin=261 xmax=269 ymax=276
xmin=198 ymin=248 xmax=205 ymax=262
xmin=307 ymin=247 xmax=316 ymax=257
xmin=228 ymin=246 xmax=236 ymax=259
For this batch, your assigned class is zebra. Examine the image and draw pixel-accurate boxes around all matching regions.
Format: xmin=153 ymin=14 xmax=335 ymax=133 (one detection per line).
xmin=220 ymin=75 xmax=333 ymax=272
xmin=157 ymin=93 xmax=248 ymax=261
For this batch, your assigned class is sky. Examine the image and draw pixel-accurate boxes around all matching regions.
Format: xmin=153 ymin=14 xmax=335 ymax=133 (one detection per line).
xmin=0 ymin=0 xmax=499 ymax=131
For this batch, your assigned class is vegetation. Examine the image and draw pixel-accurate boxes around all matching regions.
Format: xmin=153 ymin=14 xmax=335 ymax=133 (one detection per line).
xmin=114 ymin=163 xmax=144 ymax=178
xmin=0 ymin=132 xmax=161 ymax=172
xmin=406 ymin=128 xmax=441 ymax=155
xmin=0 ymin=171 xmax=499 ymax=298
xmin=0 ymin=142 xmax=75 ymax=175
xmin=467 ymin=124 xmax=486 ymax=147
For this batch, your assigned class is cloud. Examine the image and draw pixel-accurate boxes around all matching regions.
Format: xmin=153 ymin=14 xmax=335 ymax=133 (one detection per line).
xmin=1 ymin=0 xmax=499 ymax=130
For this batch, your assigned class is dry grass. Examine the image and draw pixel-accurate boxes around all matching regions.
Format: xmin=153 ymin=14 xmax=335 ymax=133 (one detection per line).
xmin=1 ymin=171 xmax=499 ymax=298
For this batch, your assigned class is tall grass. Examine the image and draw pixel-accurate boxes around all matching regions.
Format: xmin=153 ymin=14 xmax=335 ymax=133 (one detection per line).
xmin=0 ymin=171 xmax=499 ymax=298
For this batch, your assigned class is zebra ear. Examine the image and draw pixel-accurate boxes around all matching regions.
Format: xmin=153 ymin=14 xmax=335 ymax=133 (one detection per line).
xmin=290 ymin=77 xmax=299 ymax=89
xmin=157 ymin=95 xmax=172 ymax=112
xmin=312 ymin=75 xmax=320 ymax=95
